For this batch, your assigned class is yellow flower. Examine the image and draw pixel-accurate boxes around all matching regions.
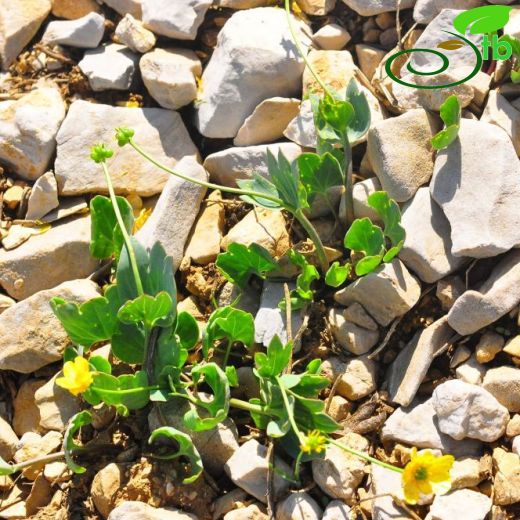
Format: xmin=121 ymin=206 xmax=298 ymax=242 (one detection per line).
xmin=56 ymin=357 xmax=93 ymax=396
xmin=300 ymin=430 xmax=327 ymax=455
xmin=402 ymin=448 xmax=454 ymax=505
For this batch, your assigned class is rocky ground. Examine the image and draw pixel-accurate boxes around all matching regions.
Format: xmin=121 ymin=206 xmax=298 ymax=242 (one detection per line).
xmin=1 ymin=0 xmax=520 ymax=519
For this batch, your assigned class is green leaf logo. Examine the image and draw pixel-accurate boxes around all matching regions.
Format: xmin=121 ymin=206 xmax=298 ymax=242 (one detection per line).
xmin=437 ymin=39 xmax=466 ymax=50
xmin=453 ymin=5 xmax=512 ymax=35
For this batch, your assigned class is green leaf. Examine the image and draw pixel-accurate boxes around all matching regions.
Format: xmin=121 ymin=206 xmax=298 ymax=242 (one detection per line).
xmin=90 ymin=195 xmax=134 ymax=260
xmin=118 ymin=291 xmax=174 ymax=329
xmin=318 ymin=94 xmax=354 ymax=139
xmin=512 ymin=68 xmax=520 ymax=84
xmin=216 ymin=242 xmax=278 ymax=289
xmin=89 ymin=355 xmax=111 ymax=374
xmin=431 ymin=96 xmax=461 ymax=151
xmin=0 ymin=457 xmax=15 ymax=476
xmin=226 ymin=366 xmax=239 ymax=387
xmin=453 ymin=5 xmax=512 ymax=35
xmin=325 ymin=262 xmax=351 ymax=287
xmin=345 ymin=79 xmax=371 ymax=143
xmin=255 ymin=335 xmax=292 ymax=378
xmin=148 ymin=427 xmax=203 ymax=484
xmin=501 ymin=34 xmax=520 ymax=57
xmin=367 ymin=191 xmax=405 ymax=248
xmin=237 ymin=173 xmax=283 ymax=210
xmin=175 ymin=311 xmax=200 ymax=350
xmin=297 ymin=152 xmax=343 ymax=204
xmin=90 ymin=371 xmax=150 ymax=410
xmin=355 ymin=255 xmax=385 ymax=276
xmin=431 ymin=125 xmax=460 ymax=150
xmin=344 ymin=217 xmax=385 ymax=257
xmin=111 ymin=321 xmax=145 ymax=364
xmin=153 ymin=326 xmax=188 ymax=388
xmin=279 ymin=249 xmax=319 ymax=311
xmin=63 ymin=411 xmax=92 ymax=474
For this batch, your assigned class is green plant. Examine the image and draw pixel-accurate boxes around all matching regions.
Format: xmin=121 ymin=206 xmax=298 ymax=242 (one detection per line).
xmin=431 ymin=95 xmax=461 ymax=151
xmin=500 ymin=34 xmax=520 ymax=83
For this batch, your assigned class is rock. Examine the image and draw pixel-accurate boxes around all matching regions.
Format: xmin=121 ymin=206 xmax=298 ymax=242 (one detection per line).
xmin=224 ymin=504 xmax=268 ymax=520
xmin=254 ymin=281 xmax=303 ymax=347
xmin=224 ymin=439 xmax=292 ymax=503
xmin=3 ymin=186 xmax=24 ymax=209
xmin=432 ymin=380 xmax=509 ymax=442
xmin=481 ymin=90 xmax=520 ymax=156
xmin=322 ymin=501 xmax=351 ymax=520
xmin=13 ymin=380 xmax=44 ymax=435
xmin=136 ymin=158 xmax=207 ymax=272
xmin=91 ymin=462 xmax=125 ymax=518
xmin=26 ymin=474 xmax=53 ymax=516
xmin=334 ymin=259 xmax=421 ymax=326
xmin=140 ymin=48 xmax=201 ymax=110
xmin=312 ymin=23 xmax=351 ymax=50
xmin=399 ymin=188 xmax=466 ymax=283
xmin=284 ymin=100 xmax=316 ymax=148
xmin=0 ymin=0 xmax=51 ymax=69
xmin=234 ymin=97 xmax=300 ymax=147
xmin=184 ymin=190 xmax=224 ymax=265
xmin=387 ymin=317 xmax=453 ymax=407
xmin=115 ymin=14 xmax=156 ymax=53
xmin=321 ymin=356 xmax=378 ymax=400
xmin=475 ymin=331 xmax=505 ymax=364
xmin=235 ymin=367 xmax=260 ymax=400
xmin=342 ymin=0 xmax=414 ymax=15
xmin=327 ymin=395 xmax=351 ymax=422
xmin=447 ymin=250 xmax=520 ymax=335
xmin=427 ymin=489 xmax=492 ymax=520
xmin=0 ymin=294 xmax=15 ymax=314
xmin=450 ymin=457 xmax=484 ymax=489
xmin=25 ymin=171 xmax=59 ymax=220
xmin=297 ymin=0 xmax=335 ymax=15
xmin=356 ymin=44 xmax=386 ymax=80
xmin=41 ymin=12 xmax=105 ymax=47
xmin=367 ymin=110 xmax=437 ymax=203
xmin=353 ymin=177 xmax=382 ymax=222
xmin=79 ymin=43 xmax=139 ymax=91
xmin=328 ymin=307 xmax=379 ymax=355
xmin=222 ymin=208 xmax=290 ymax=258
xmin=277 ymin=492 xmax=322 ymax=520
xmin=483 ymin=367 xmax=520 ymax=412
xmin=0 ymin=279 xmax=100 ymax=372
xmin=0 ymin=82 xmax=66 ymax=180
xmin=107 ymin=501 xmax=197 ymax=520
xmin=52 ymin=0 xmax=100 ymax=19
xmin=514 ymin=437 xmax=520 ymax=456
xmin=103 ymin=0 xmax=142 ymax=18
xmin=455 ymin=356 xmax=486 ymax=385
xmin=507 ymin=415 xmax=520 ymax=437
xmin=14 ymin=431 xmax=62 ymax=480
xmin=212 ymin=489 xmax=248 ymax=520
xmin=436 ymin=276 xmax=465 ymax=311
xmin=370 ymin=464 xmax=408 ymax=520
xmin=312 ymin=432 xmax=368 ymax=503
xmin=219 ymin=282 xmax=261 ymax=316
xmin=55 ymin=100 xmax=198 ymax=196
xmin=0 ymin=215 xmax=98 ymax=300
xmin=34 ymin=375 xmax=81 ymax=431
xmin=492 ymin=448 xmax=520 ymax=506
xmin=204 ymin=142 xmax=302 ymax=188
xmin=195 ymin=7 xmax=309 ymax=138
xmin=0 ymin=416 xmax=19 ymax=461
xmin=43 ymin=461 xmax=71 ymax=483
xmin=414 ymin=0 xmax=484 ymax=24
xmin=504 ymin=336 xmax=520 ymax=358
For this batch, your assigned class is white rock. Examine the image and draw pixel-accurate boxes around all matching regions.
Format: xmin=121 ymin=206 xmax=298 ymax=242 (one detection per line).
xmin=0 ymin=294 xmax=15 ymax=315
xmin=370 ymin=464 xmax=407 ymax=520
xmin=103 ymin=0 xmax=141 ymax=18
xmin=297 ymin=0 xmax=335 ymax=15
xmin=204 ymin=142 xmax=302 ymax=188
xmin=431 ymin=119 xmax=520 ymax=258
xmin=217 ymin=0 xmax=271 ymax=6
xmin=25 ymin=172 xmax=59 ymax=220
xmin=195 ymin=7 xmax=310 ymax=138
xmin=492 ymin=447 xmax=520 ymax=506
xmin=437 ymin=276 xmax=465 ymax=311
xmin=277 ymin=492 xmax=322 ymax=520
xmin=52 ymin=0 xmax=100 ymax=19
xmin=0 ymin=416 xmax=18 ymax=461
xmin=505 ymin=6 xmax=520 ymax=39
xmin=79 ymin=43 xmax=138 ymax=91
xmin=0 ymin=216 xmax=98 ymax=300
xmin=224 ymin=439 xmax=292 ymax=503
xmin=513 ymin=436 xmax=520 ymax=456
xmin=41 ymin=12 xmax=105 ymax=48
xmin=476 ymin=332 xmax=505 ymax=364
xmin=356 ymin=44 xmax=386 ymax=80
xmin=224 ymin=505 xmax=267 ymax=520
xmin=322 ymin=501 xmax=351 ymax=520
xmin=399 ymin=187 xmax=466 ymax=283
xmin=367 ymin=109 xmax=437 ymax=203
xmin=483 ymin=366 xmax=520 ymax=412
xmin=142 ymin=0 xmax=211 ymax=40
xmin=344 ymin=302 xmax=378 ymax=331
xmin=108 ymin=501 xmax=197 ymax=520
xmin=234 ymin=97 xmax=300 ymax=147
xmin=140 ymin=48 xmax=201 ymax=110
xmin=55 ymin=100 xmax=198 ymax=196
xmin=353 ymin=177 xmax=382 ymax=222
xmin=0 ymin=82 xmax=66 ymax=181
xmin=136 ymin=158 xmax=207 ymax=272
xmin=341 ymin=0 xmax=414 ymax=16
xmin=328 ymin=307 xmax=379 ymax=355
xmin=334 ymin=259 xmax=421 ymax=326
xmin=426 ymin=489 xmax=491 ymax=520
xmin=414 ymin=0 xmax=484 ymax=24
xmin=312 ymin=23 xmax=351 ymax=50
xmin=284 ymin=100 xmax=316 ymax=148
xmin=0 ymin=279 xmax=100 ymax=373
xmin=447 ymin=250 xmax=520 ymax=335
xmin=0 ymin=0 xmax=51 ymax=69
xmin=114 ymin=14 xmax=155 ymax=53
xmin=455 ymin=356 xmax=486 ymax=385
xmin=450 ymin=457 xmax=484 ymax=489
xmin=432 ymin=380 xmax=509 ymax=442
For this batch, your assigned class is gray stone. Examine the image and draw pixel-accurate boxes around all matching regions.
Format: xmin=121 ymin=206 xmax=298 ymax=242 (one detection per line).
xmin=436 ymin=276 xmax=465 ymax=311
xmin=447 ymin=250 xmax=520 ymax=335
xmin=283 ymin=100 xmax=316 ymax=148
xmin=312 ymin=23 xmax=351 ymax=50
xmin=334 ymin=259 xmax=421 ymax=326
xmin=223 ymin=505 xmax=267 ymax=520
xmin=108 ymin=501 xmax=197 ymax=520
xmin=78 ymin=43 xmax=139 ymax=91
xmin=399 ymin=188 xmax=466 ymax=283
xmin=344 ymin=302 xmax=378 ymax=331
xmin=55 ymin=100 xmax=198 ymax=196
xmin=218 ymin=282 xmax=261 ymax=317
xmin=41 ymin=12 xmax=105 ymax=48
xmin=0 ymin=215 xmax=98 ymax=300
xmin=277 ymin=492 xmax=322 ymax=520
xmin=341 ymin=0 xmax=414 ymax=16
xmin=387 ymin=316 xmax=453 ymax=407
xmin=414 ymin=0 xmax=484 ymax=24
xmin=115 ymin=14 xmax=156 ymax=53
xmin=25 ymin=171 xmax=59 ymax=220
xmin=455 ymin=356 xmax=486 ymax=385
xmin=136 ymin=158 xmax=207 ymax=272
xmin=483 ymin=366 xmax=520 ymax=412
xmin=371 ymin=464 xmax=408 ymax=520
xmin=353 ymin=177 xmax=382 ymax=222
xmin=328 ymin=307 xmax=379 ymax=355
xmin=0 ymin=416 xmax=18 ymax=462
xmin=322 ymin=501 xmax=351 ymax=520
xmin=195 ymin=7 xmax=309 ymax=138
xmin=103 ymin=0 xmax=141 ymax=18
xmin=0 ymin=279 xmax=100 ymax=373
xmin=426 ymin=489 xmax=492 ymax=520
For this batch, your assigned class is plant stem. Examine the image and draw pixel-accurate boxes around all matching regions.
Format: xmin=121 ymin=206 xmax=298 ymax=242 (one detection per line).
xmin=101 ymin=162 xmax=144 ymax=297
xmin=342 ymin=137 xmax=355 ymax=226
xmin=12 ymin=451 xmax=66 ymax=472
xmin=329 ymin=439 xmax=404 ymax=474
xmin=229 ymin=397 xmax=271 ymax=417
xmin=92 ymin=385 xmax=161 ymax=395
xmin=294 ymin=209 xmax=329 ymax=272
xmin=276 ymin=376 xmax=305 ymax=444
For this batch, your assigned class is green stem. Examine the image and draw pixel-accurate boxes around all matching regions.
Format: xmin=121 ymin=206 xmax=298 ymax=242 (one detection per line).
xmin=342 ymin=137 xmax=354 ymax=226
xmin=101 ymin=162 xmax=144 ymax=297
xmin=276 ymin=376 xmax=305 ymax=444
xmin=294 ymin=209 xmax=329 ymax=272
xmin=229 ymin=397 xmax=271 ymax=417
xmin=91 ymin=384 xmax=160 ymax=395
xmin=11 ymin=451 xmax=66 ymax=473
xmin=329 ymin=439 xmax=404 ymax=474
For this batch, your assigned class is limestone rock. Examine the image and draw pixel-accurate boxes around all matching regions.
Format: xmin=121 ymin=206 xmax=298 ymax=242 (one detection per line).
xmin=277 ymin=492 xmax=322 ymax=520
xmin=414 ymin=0 xmax=484 ymax=24
xmin=450 ymin=457 xmax=484 ymax=489
xmin=322 ymin=501 xmax=352 ymax=520
xmin=14 ymin=431 xmax=62 ymax=480
xmin=334 ymin=259 xmax=421 ymax=326
xmin=427 ymin=489 xmax=492 ymax=520
xmin=13 ymin=380 xmax=44 ymax=435
xmin=0 ymin=82 xmax=66 ymax=181
xmin=475 ymin=331 xmax=504 ymax=364
xmin=140 ymin=48 xmax=201 ymax=110
xmin=284 ymin=100 xmax=316 ymax=148
xmin=296 ymin=0 xmax=335 ymax=16
xmin=108 ymin=502 xmax=197 ymax=520
xmin=341 ymin=0 xmax=414 ymax=16
xmin=344 ymin=302 xmax=378 ymax=331
xmin=483 ymin=367 xmax=520 ymax=412
xmin=103 ymin=0 xmax=142 ymax=18
xmin=431 ymin=120 xmax=520 ymax=258
xmin=25 ymin=171 xmax=59 ymax=220
xmin=115 ymin=14 xmax=155 ymax=53
xmin=455 ymin=356 xmax=486 ymax=385
xmin=52 ymin=0 xmax=100 ymax=19
xmin=0 ymin=416 xmax=18 ymax=462
xmin=0 ymin=279 xmax=100 ymax=373
xmin=223 ymin=505 xmax=267 ymax=520
xmin=41 ymin=12 xmax=105 ymax=48
xmin=371 ymin=464 xmax=408 ymax=520
xmin=504 ymin=335 xmax=520 ymax=358
xmin=195 ymin=7 xmax=310 ymax=138
xmin=79 ymin=43 xmax=139 ymax=91
xmin=328 ymin=307 xmax=379 ymax=355
xmin=91 ymin=462 xmax=126 ymax=518
xmin=55 ymin=100 xmax=198 ymax=196
xmin=313 ymin=23 xmax=351 ymax=50
xmin=436 ymin=276 xmax=465 ymax=311
xmin=353 ymin=177 xmax=382 ymax=222
xmin=356 ymin=44 xmax=386 ymax=80
xmin=492 ymin=448 xmax=520 ymax=506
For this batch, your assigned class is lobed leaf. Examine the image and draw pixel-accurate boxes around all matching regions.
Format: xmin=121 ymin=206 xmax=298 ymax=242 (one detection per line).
xmin=367 ymin=191 xmax=405 ymax=248
xmin=345 ymin=79 xmax=371 ymax=143
xmin=63 ymin=410 xmax=93 ymax=474
xmin=297 ymin=152 xmax=343 ymax=204
xmin=237 ymin=173 xmax=283 ymax=210
xmin=255 ymin=335 xmax=292 ymax=378
xmin=325 ymin=261 xmax=351 ymax=288
xmin=118 ymin=291 xmax=174 ymax=329
xmin=431 ymin=95 xmax=461 ymax=151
